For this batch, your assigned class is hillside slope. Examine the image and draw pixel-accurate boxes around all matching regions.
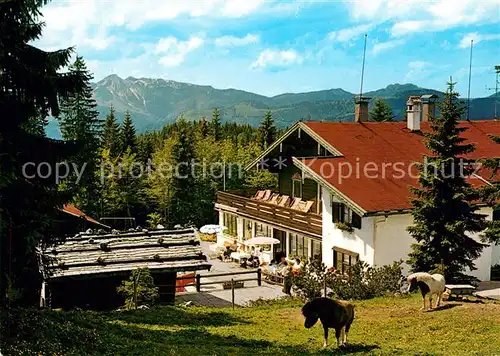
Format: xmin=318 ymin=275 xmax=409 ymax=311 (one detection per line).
xmin=46 ymin=75 xmax=498 ymax=138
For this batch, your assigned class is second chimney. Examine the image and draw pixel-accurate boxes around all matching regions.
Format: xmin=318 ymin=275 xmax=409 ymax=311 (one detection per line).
xmin=421 ymin=94 xmax=438 ymax=122
xmin=406 ymin=96 xmax=422 ymax=131
xmin=355 ymin=96 xmax=370 ymax=122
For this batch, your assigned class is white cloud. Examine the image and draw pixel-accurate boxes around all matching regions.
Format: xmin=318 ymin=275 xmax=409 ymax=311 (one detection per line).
xmin=251 ymin=49 xmax=303 ymax=69
xmin=215 ymin=34 xmax=259 ymax=47
xmin=34 ymin=0 xmax=279 ymax=52
xmin=347 ymin=0 xmax=500 ymax=37
xmin=328 ymin=23 xmax=373 ymax=43
xmin=459 ymin=32 xmax=500 ymax=48
xmin=404 ymin=61 xmax=432 ymax=82
xmin=155 ymin=36 xmax=204 ymax=67
xmin=372 ymin=38 xmax=405 ymax=55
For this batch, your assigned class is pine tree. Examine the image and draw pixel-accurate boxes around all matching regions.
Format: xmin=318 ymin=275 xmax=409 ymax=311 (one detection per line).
xmin=198 ymin=117 xmax=209 ymax=138
xmin=121 ymin=110 xmax=136 ymax=152
xmin=136 ymin=134 xmax=154 ymax=163
xmin=169 ymin=119 xmax=198 ymax=227
xmin=102 ymin=106 xmax=121 ymax=157
xmin=0 ymin=0 xmax=83 ymax=306
xmin=59 ymin=56 xmax=102 ymax=211
xmin=258 ymin=110 xmax=277 ymax=149
xmin=210 ymin=108 xmax=221 ymax=141
xmin=370 ymin=98 xmax=394 ymax=122
xmin=407 ymin=81 xmax=487 ymax=283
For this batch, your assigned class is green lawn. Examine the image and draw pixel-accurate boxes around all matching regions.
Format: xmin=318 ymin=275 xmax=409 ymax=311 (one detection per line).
xmin=2 ymin=295 xmax=500 ymax=355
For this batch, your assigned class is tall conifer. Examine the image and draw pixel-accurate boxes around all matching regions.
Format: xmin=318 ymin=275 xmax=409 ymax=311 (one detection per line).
xmin=407 ymin=81 xmax=487 ymax=283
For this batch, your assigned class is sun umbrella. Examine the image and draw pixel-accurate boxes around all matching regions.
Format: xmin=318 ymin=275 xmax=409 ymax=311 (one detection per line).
xmin=244 ymin=236 xmax=280 ymax=245
xmin=199 ymin=224 xmax=227 ymax=234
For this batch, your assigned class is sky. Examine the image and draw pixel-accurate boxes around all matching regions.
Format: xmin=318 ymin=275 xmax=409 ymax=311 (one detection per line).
xmin=35 ymin=0 xmax=500 ymax=98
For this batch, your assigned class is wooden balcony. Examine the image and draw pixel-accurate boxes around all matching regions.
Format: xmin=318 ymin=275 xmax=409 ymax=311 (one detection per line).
xmin=215 ymin=191 xmax=322 ymax=238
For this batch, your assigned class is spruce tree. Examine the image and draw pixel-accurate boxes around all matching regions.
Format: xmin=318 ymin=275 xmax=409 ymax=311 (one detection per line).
xmin=258 ymin=110 xmax=277 ymax=149
xmin=370 ymin=98 xmax=394 ymax=122
xmin=121 ymin=110 xmax=136 ymax=152
xmin=59 ymin=56 xmax=102 ymax=211
xmin=102 ymin=106 xmax=121 ymax=157
xmin=198 ymin=117 xmax=209 ymax=137
xmin=210 ymin=108 xmax=221 ymax=141
xmin=169 ymin=119 xmax=197 ymax=227
xmin=407 ymin=81 xmax=487 ymax=283
xmin=0 ymin=0 xmax=83 ymax=306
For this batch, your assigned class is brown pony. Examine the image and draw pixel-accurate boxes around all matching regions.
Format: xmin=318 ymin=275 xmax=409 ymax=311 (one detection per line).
xmin=301 ymin=297 xmax=355 ymax=348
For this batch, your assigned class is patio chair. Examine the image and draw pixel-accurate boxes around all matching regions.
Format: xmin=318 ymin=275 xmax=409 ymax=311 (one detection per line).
xmin=289 ymin=197 xmax=302 ymax=210
xmin=252 ymin=190 xmax=265 ymax=200
xmin=268 ymin=193 xmax=279 ymax=205
xmin=277 ymin=195 xmax=290 ymax=207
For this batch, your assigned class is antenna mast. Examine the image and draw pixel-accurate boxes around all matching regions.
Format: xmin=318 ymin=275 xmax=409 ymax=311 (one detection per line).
xmin=466 ymin=39 xmax=473 ymax=121
xmin=359 ymin=33 xmax=368 ymax=98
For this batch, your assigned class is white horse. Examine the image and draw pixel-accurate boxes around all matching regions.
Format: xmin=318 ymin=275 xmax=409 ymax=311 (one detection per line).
xmin=406 ymin=272 xmax=446 ymax=311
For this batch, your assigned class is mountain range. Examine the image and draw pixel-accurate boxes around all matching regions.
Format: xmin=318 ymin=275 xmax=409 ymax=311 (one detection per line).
xmin=46 ymin=74 xmax=498 ymax=138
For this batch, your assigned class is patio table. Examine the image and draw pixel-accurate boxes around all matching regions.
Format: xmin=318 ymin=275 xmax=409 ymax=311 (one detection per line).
xmin=230 ymin=252 xmax=251 ymax=261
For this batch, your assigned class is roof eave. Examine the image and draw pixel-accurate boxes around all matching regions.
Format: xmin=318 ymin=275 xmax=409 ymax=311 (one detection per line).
xmin=245 ymin=121 xmax=343 ymax=171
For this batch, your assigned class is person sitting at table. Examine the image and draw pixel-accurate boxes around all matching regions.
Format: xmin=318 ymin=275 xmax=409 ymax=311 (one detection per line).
xmin=292 ymin=258 xmax=302 ymax=276
xmin=230 ymin=239 xmax=238 ymax=252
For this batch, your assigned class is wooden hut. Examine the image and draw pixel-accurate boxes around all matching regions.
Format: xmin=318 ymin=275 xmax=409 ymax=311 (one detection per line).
xmin=38 ymin=228 xmax=211 ymax=310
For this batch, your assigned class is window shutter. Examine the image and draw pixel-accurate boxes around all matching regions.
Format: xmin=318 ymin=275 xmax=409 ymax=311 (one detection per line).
xmin=351 ymin=212 xmax=362 ymax=229
xmin=332 ymin=202 xmax=340 ymax=223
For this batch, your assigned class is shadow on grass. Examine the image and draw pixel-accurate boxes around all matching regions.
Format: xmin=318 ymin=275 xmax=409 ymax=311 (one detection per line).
xmin=426 ymin=303 xmax=462 ymax=312
xmin=106 ymin=306 xmax=250 ymax=327
xmin=98 ymin=322 xmax=362 ymax=355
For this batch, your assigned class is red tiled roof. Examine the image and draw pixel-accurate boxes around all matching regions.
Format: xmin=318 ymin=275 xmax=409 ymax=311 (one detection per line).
xmin=299 ymin=121 xmax=500 ymax=213
xmin=62 ymin=204 xmax=109 ymax=228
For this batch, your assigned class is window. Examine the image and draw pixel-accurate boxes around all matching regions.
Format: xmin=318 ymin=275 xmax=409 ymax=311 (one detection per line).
xmin=311 ymin=240 xmax=322 ymax=261
xmin=332 ymin=200 xmax=362 ymax=229
xmin=243 ymin=219 xmax=252 ymax=239
xmin=223 ymin=213 xmax=237 ymax=236
xmin=288 ymin=233 xmax=309 ymax=259
xmin=254 ymin=222 xmax=271 ymax=237
xmin=333 ymin=247 xmax=359 ymax=274
xmin=292 ymin=179 xmax=302 ymax=198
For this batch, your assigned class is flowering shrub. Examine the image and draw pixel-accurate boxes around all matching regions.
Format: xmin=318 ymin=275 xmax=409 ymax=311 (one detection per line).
xmin=292 ymin=259 xmax=404 ymax=301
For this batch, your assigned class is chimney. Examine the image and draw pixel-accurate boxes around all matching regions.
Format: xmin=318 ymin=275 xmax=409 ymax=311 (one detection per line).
xmin=355 ymin=96 xmax=370 ymax=122
xmin=406 ymin=96 xmax=422 ymax=131
xmin=421 ymin=94 xmax=438 ymax=122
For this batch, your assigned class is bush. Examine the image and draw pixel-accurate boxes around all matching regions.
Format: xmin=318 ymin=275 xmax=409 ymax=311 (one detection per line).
xmin=328 ymin=260 xmax=404 ymax=300
xmin=292 ymin=259 xmax=404 ymax=301
xmin=291 ymin=258 xmax=329 ymax=301
xmin=117 ymin=268 xmax=159 ymax=309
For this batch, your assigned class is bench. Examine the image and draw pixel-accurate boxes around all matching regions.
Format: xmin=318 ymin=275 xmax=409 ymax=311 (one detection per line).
xmin=445 ymin=284 xmax=476 ymax=297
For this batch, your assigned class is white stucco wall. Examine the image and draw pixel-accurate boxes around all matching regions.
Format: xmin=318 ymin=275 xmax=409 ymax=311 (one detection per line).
xmin=373 ymin=207 xmax=494 ymax=281
xmin=492 ymin=244 xmax=500 ymax=266
xmin=321 ymin=187 xmax=375 ymax=267
xmin=321 ymin=185 xmax=496 ymax=281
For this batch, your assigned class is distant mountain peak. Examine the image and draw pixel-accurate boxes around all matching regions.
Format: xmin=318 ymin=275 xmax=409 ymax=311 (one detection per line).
xmin=82 ymin=75 xmax=495 ymax=139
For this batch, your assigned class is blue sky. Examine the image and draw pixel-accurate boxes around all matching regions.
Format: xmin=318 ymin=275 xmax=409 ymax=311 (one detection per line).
xmin=36 ymin=0 xmax=500 ymax=98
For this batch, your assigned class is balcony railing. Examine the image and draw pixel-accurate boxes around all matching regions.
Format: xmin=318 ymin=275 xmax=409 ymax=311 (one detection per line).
xmin=216 ymin=191 xmax=322 ymax=238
